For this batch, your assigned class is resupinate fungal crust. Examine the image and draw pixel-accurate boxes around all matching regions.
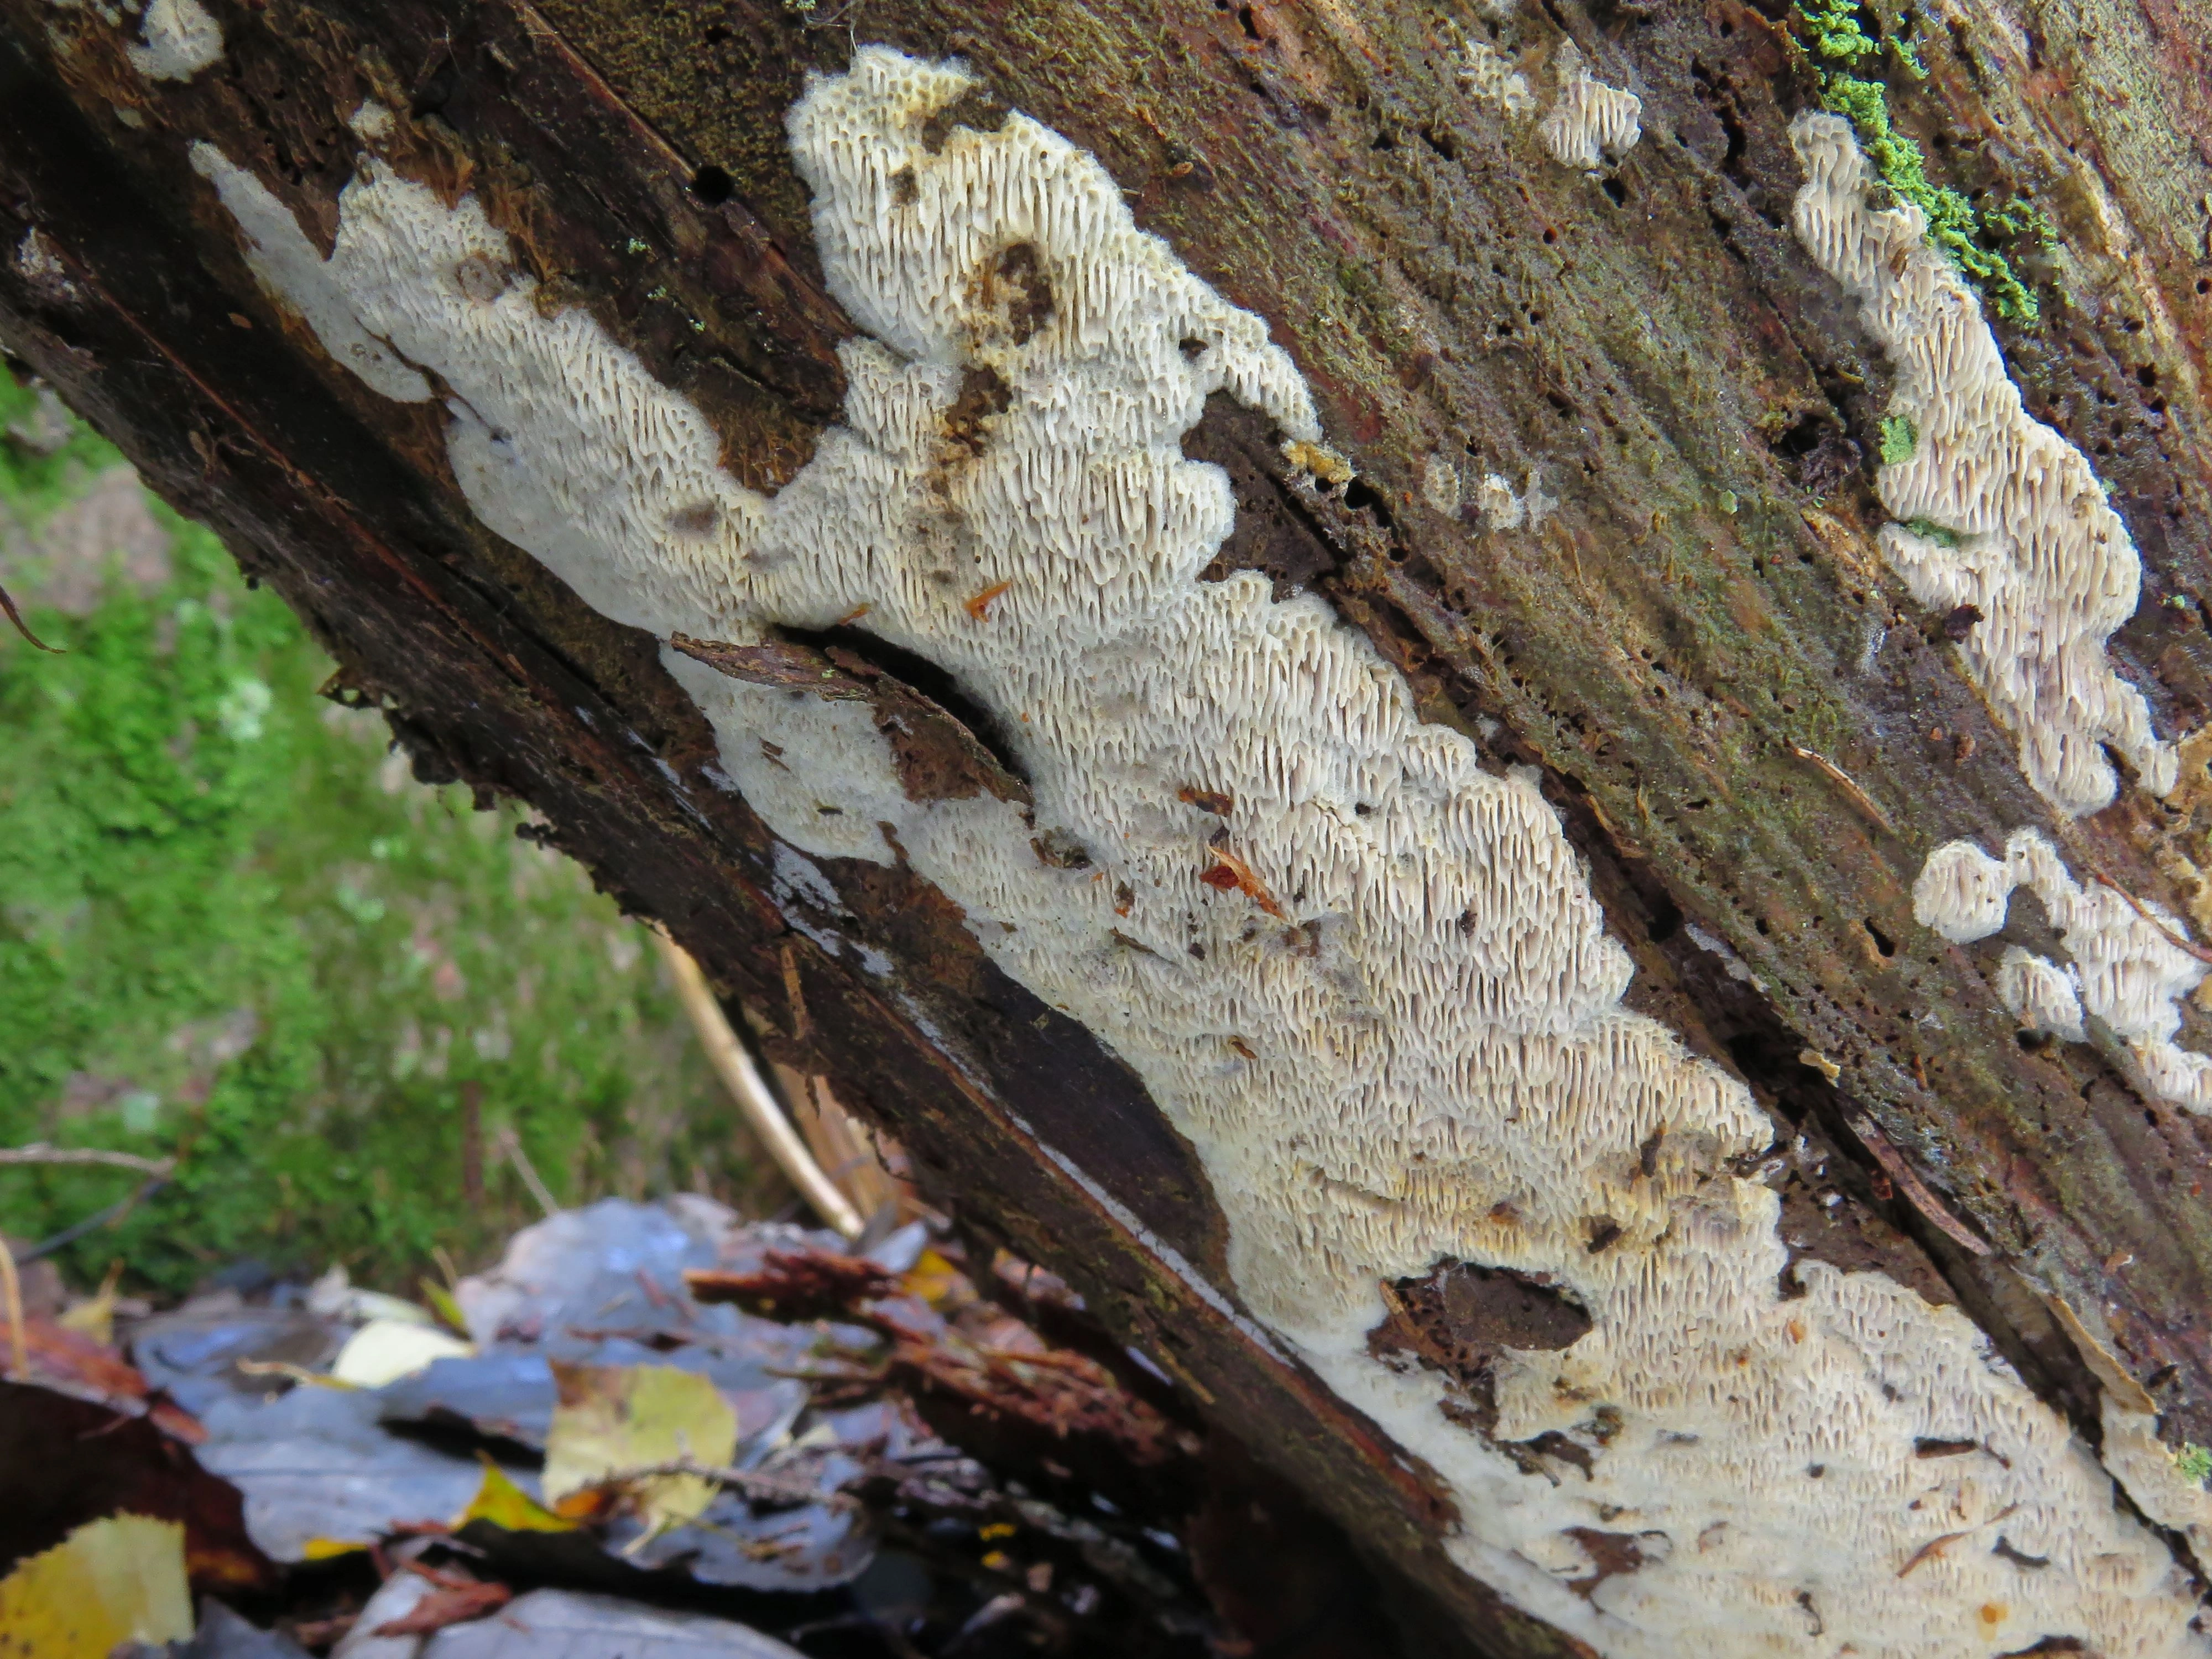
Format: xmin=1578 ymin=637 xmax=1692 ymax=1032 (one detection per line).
xmin=126 ymin=0 xmax=223 ymax=82
xmin=1914 ymin=829 xmax=2212 ymax=1113
xmin=1537 ymin=40 xmax=1641 ymax=171
xmin=1788 ymin=112 xmax=2177 ymax=818
xmin=195 ymin=49 xmax=2208 ymax=1657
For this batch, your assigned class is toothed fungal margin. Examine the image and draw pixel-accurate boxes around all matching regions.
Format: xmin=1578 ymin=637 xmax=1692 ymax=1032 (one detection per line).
xmin=1790 ymin=112 xmax=2176 ymax=816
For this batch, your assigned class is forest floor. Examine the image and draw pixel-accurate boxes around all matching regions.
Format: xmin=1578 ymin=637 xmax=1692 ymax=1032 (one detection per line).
xmin=0 ymin=367 xmax=787 ymax=1296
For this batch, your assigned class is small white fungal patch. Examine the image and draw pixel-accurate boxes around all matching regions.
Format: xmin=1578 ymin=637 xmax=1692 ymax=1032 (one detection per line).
xmin=347 ymin=101 xmax=396 ymax=143
xmin=1790 ymin=113 xmax=2176 ymax=816
xmin=1418 ymin=453 xmax=1462 ymax=517
xmin=126 ymin=0 xmax=222 ymax=81
xmin=198 ymin=49 xmax=2211 ymax=1657
xmin=1914 ymin=830 xmax=2212 ymax=1111
xmin=12 ymin=227 xmax=74 ymax=301
xmin=1475 ymin=467 xmax=1555 ymax=530
xmin=1995 ymin=945 xmax=2086 ymax=1042
xmin=1910 ymin=838 xmax=2013 ymax=942
xmin=1457 ymin=36 xmax=1535 ymax=121
xmin=189 ymin=146 xmax=433 ymax=404
xmin=1684 ymin=921 xmax=1764 ymax=991
xmin=1537 ymin=40 xmax=1641 ymax=171
xmin=2102 ymin=1402 xmax=2212 ymax=1564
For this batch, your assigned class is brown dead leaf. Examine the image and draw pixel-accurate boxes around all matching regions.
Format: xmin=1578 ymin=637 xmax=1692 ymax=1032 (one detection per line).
xmin=375 ymin=1577 xmax=513 ymax=1636
xmin=0 ymin=581 xmax=63 ymax=653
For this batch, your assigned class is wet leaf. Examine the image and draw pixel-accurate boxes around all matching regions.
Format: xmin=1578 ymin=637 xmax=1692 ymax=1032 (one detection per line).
xmin=542 ymin=1363 xmax=737 ymax=1541
xmin=180 ymin=1598 xmax=315 ymax=1657
xmin=378 ymin=1352 xmax=559 ymax=1449
xmin=330 ymin=1319 xmax=474 ymax=1389
xmin=372 ymin=1574 xmax=512 ymax=1636
xmin=129 ymin=1302 xmax=348 ymax=1416
xmin=900 ymin=1249 xmax=967 ymax=1310
xmin=193 ymin=1386 xmax=483 ymax=1562
xmin=390 ymin=1588 xmax=805 ymax=1658
xmin=419 ymin=1279 xmax=469 ymax=1336
xmin=0 ymin=1378 xmax=269 ymax=1594
xmin=457 ymin=1456 xmax=576 ymax=1535
xmin=0 ymin=1514 xmax=191 ymax=1657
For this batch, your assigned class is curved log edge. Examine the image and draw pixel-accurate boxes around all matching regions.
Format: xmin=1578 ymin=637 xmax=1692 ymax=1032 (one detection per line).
xmin=3 ymin=0 xmax=2212 ymax=1653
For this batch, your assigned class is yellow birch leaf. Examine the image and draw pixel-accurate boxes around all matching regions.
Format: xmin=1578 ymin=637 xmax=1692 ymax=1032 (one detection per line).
xmin=420 ymin=1276 xmax=469 ymax=1335
xmin=458 ymin=1454 xmax=578 ymax=1533
xmin=900 ymin=1248 xmax=965 ymax=1308
xmin=0 ymin=1514 xmax=192 ymax=1659
xmin=542 ymin=1361 xmax=737 ymax=1541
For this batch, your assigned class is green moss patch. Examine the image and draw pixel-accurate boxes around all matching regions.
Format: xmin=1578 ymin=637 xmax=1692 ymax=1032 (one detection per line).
xmin=0 ymin=373 xmax=778 ymax=1295
xmin=1796 ymin=2 xmax=2053 ymax=325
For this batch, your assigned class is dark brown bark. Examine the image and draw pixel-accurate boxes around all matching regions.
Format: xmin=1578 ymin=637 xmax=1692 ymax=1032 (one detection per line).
xmin=6 ymin=0 xmax=2212 ymax=1651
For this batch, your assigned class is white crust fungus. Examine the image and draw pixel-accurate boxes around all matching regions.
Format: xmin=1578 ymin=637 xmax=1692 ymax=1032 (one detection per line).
xmin=197 ymin=51 xmax=2210 ymax=1657
xmin=126 ymin=0 xmax=222 ymax=82
xmin=1419 ymin=454 xmax=1463 ymax=517
xmin=1916 ymin=830 xmax=2212 ymax=1112
xmin=1789 ymin=113 xmax=2177 ymax=817
xmin=1457 ymin=36 xmax=1535 ymax=122
xmin=189 ymin=146 xmax=432 ymax=404
xmin=2103 ymin=1401 xmax=2212 ymax=1564
xmin=1537 ymin=41 xmax=1641 ymax=171
xmin=347 ymin=101 xmax=397 ymax=143
xmin=1994 ymin=945 xmax=2088 ymax=1042
xmin=1475 ymin=468 xmax=1556 ymax=531
xmin=1911 ymin=837 xmax=2014 ymax=942
xmin=12 ymin=228 xmax=75 ymax=302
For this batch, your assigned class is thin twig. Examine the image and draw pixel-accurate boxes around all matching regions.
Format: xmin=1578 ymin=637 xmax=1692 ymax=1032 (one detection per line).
xmin=1849 ymin=1116 xmax=1990 ymax=1256
xmin=0 ymin=1143 xmax=174 ymax=1176
xmin=0 ymin=1238 xmax=25 ymax=1379
xmin=1896 ymin=1504 xmax=2016 ymax=1578
xmin=651 ymin=928 xmax=863 ymax=1240
xmin=495 ymin=1126 xmax=558 ymax=1218
xmin=589 ymin=1455 xmax=862 ymax=1512
xmin=1790 ymin=746 xmax=1896 ymax=834
xmin=2090 ymin=872 xmax=2212 ymax=967
xmin=22 ymin=1176 xmax=166 ymax=1262
xmin=0 ymin=580 xmax=63 ymax=653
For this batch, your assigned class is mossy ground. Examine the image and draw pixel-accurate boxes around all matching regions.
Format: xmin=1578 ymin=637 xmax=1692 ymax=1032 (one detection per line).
xmin=0 ymin=372 xmax=781 ymax=1296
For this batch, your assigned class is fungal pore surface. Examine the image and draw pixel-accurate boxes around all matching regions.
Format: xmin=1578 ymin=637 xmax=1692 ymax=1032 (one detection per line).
xmin=195 ymin=49 xmax=2207 ymax=1658
xmin=1789 ymin=112 xmax=2176 ymax=817
xmin=1915 ymin=831 xmax=2212 ymax=1112
xmin=1537 ymin=40 xmax=1641 ymax=171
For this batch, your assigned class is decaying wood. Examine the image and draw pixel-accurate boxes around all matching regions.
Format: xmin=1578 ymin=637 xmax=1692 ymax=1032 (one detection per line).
xmin=6 ymin=0 xmax=2212 ymax=1651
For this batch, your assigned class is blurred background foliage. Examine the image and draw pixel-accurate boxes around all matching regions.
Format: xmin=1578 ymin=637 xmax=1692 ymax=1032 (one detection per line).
xmin=0 ymin=368 xmax=782 ymax=1296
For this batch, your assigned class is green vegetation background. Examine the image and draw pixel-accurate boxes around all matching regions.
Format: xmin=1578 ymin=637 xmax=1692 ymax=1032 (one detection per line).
xmin=0 ymin=372 xmax=777 ymax=1295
